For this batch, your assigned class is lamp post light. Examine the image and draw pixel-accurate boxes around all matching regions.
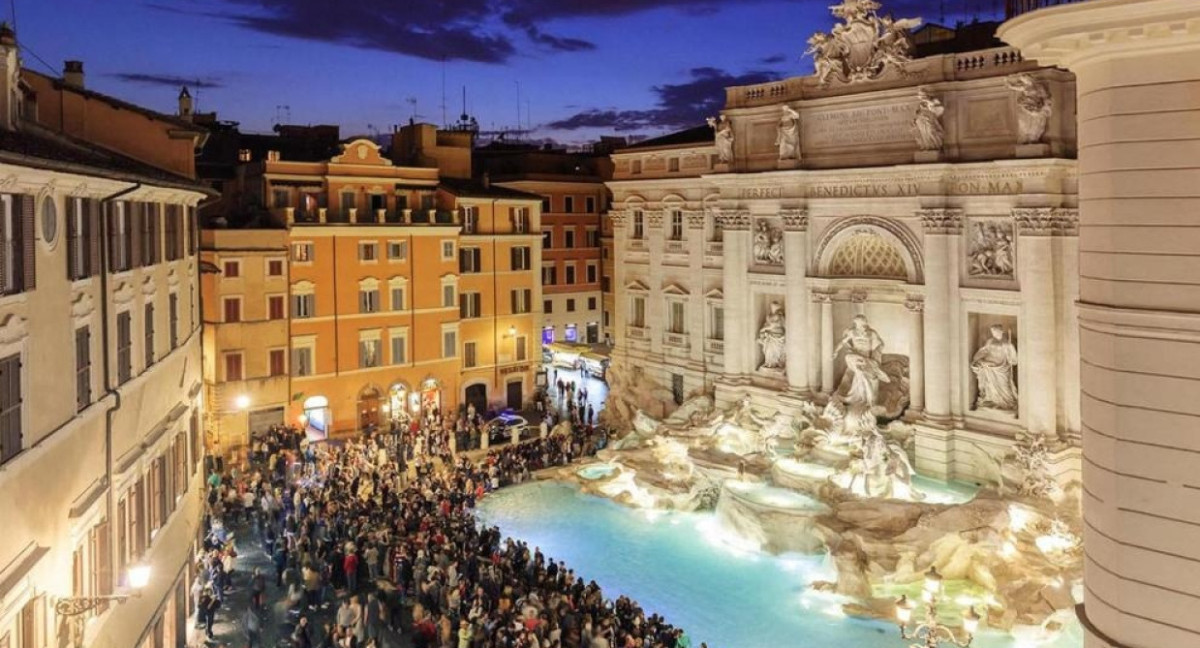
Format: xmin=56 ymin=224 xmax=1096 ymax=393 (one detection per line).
xmin=895 ymin=567 xmax=978 ymax=648
xmin=234 ymin=394 xmax=251 ymax=410
xmin=55 ymin=564 xmax=152 ymax=617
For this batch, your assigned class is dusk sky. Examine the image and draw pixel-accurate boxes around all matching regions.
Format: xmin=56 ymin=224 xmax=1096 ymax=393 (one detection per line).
xmin=14 ymin=0 xmax=1004 ymax=144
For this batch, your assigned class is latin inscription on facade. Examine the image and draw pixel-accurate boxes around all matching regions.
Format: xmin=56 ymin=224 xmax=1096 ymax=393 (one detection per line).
xmin=805 ymin=182 xmax=921 ymax=198
xmin=738 ymin=187 xmax=784 ymax=199
xmin=804 ymin=102 xmax=915 ymax=149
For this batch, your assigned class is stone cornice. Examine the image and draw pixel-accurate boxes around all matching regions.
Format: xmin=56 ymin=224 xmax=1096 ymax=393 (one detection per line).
xmin=918 ymin=208 xmax=964 ymax=235
xmin=716 ymin=209 xmax=752 ymax=231
xmin=1014 ymin=207 xmax=1078 ymax=237
xmin=780 ymin=208 xmax=809 ymax=232
xmin=998 ymin=0 xmax=1200 ymax=70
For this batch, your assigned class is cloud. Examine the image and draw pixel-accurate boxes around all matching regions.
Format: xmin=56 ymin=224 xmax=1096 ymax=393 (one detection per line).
xmin=759 ymin=53 xmax=788 ymax=65
xmin=109 ymin=72 xmax=224 ymax=89
xmin=151 ymin=0 xmax=778 ymax=63
xmin=546 ymin=66 xmax=782 ymax=131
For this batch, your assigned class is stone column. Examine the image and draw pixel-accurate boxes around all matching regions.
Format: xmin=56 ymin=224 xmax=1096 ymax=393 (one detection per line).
xmin=817 ymin=293 xmax=835 ymax=394
xmin=1003 ymin=4 xmax=1200 ymax=645
xmin=782 ymin=209 xmax=810 ymax=394
xmin=720 ymin=211 xmax=752 ymax=380
xmin=905 ymin=296 xmax=925 ymax=414
xmin=919 ymin=208 xmax=961 ymax=422
xmin=609 ymin=210 xmax=629 ymax=366
xmin=686 ymin=211 xmax=707 ymax=365
xmin=807 ymin=293 xmax=822 ymax=392
xmin=1014 ymin=208 xmax=1060 ymax=439
xmin=646 ymin=210 xmax=665 ymax=356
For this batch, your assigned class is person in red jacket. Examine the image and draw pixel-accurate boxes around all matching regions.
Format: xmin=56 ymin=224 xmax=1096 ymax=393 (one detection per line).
xmin=344 ymin=551 xmax=360 ymax=593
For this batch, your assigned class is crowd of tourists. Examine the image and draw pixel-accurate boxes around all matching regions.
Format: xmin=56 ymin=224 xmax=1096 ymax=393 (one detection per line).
xmin=193 ymin=401 xmax=698 ymax=648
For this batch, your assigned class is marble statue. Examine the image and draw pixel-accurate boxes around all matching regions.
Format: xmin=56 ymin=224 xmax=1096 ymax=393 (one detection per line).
xmin=757 ymin=302 xmax=787 ymax=371
xmin=752 ymin=220 xmax=784 ymax=265
xmin=1007 ymin=74 xmax=1053 ymax=144
xmin=833 ymin=314 xmax=890 ymax=408
xmin=911 ymin=87 xmax=945 ymax=151
xmin=969 ymin=221 xmax=1015 ymax=277
xmin=707 ymin=115 xmax=734 ymax=163
xmin=972 ymin=324 xmax=1018 ymax=411
xmin=805 ymin=0 xmax=922 ymax=86
xmin=776 ymin=105 xmax=801 ymax=161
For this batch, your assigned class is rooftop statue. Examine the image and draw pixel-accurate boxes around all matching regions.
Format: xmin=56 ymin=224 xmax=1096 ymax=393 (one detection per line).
xmin=805 ymin=0 xmax=922 ymax=86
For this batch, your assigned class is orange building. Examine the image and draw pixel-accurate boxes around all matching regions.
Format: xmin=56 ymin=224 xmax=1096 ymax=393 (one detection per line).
xmin=201 ymin=126 xmax=542 ymax=442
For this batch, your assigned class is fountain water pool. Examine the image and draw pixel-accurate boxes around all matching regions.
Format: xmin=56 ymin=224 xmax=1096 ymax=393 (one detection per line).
xmin=577 ymin=463 xmax=617 ymax=481
xmin=475 ymin=481 xmax=1082 ymax=648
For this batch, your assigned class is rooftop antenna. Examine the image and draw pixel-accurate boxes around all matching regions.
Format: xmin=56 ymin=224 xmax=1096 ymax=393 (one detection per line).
xmin=515 ymin=80 xmax=521 ymax=133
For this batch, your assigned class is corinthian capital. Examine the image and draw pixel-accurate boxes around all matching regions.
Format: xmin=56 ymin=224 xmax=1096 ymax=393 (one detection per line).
xmin=918 ymin=208 xmax=964 ymax=235
xmin=716 ymin=209 xmax=752 ymax=231
xmin=1014 ymin=207 xmax=1077 ymax=236
xmin=780 ymin=208 xmax=809 ymax=232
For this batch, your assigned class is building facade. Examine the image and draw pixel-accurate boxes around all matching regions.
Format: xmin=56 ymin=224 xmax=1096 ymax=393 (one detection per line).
xmin=201 ymin=129 xmax=543 ymax=446
xmin=608 ymin=8 xmax=1081 ymax=484
xmin=0 ymin=34 xmax=209 ymax=648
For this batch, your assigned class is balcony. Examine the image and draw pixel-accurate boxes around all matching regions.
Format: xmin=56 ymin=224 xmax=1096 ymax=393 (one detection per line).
xmin=704 ymin=338 xmax=725 ymax=355
xmin=664 ymin=240 xmax=687 ymax=255
xmin=626 ymin=325 xmax=649 ymax=341
xmin=705 ymin=241 xmax=724 ymax=256
xmin=664 ymin=331 xmax=690 ymax=349
xmin=1004 ymin=0 xmax=1089 ymax=19
xmin=629 ymin=239 xmax=647 ymax=252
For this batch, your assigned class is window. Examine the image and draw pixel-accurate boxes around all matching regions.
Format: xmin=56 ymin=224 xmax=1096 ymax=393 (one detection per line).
xmin=670 ymin=210 xmax=684 ymax=240
xmin=223 ymin=260 xmax=240 ymax=278
xmin=390 ymin=332 xmax=407 ymax=365
xmin=565 ymin=265 xmax=576 ymax=284
xmin=272 ymin=188 xmax=290 ymax=209
xmin=291 ymin=346 xmax=313 ymax=377
xmin=168 ymin=294 xmax=178 ymax=348
xmin=359 ymin=337 xmax=381 ymax=368
xmin=711 ymin=216 xmax=724 ymax=242
xmin=565 ymin=230 xmax=575 ymax=248
xmin=566 ymin=298 xmax=576 ymax=312
xmin=586 ymin=196 xmax=596 ymax=213
xmin=67 ymin=197 xmax=98 ymax=280
xmin=512 ymin=289 xmax=532 ymax=314
xmin=223 ymin=297 xmax=242 ymax=323
xmin=604 ymin=310 xmax=610 ymax=327
xmin=462 ymin=207 xmax=478 ymax=234
xmin=542 ymin=266 xmax=557 ymax=285
xmin=387 ymin=241 xmax=407 ymax=261
xmin=672 ymin=374 xmax=684 ymax=405
xmin=512 ymin=208 xmax=530 ymax=234
xmin=269 ymin=349 xmax=286 ymax=376
xmin=140 ymin=203 xmax=160 ymax=266
xmin=631 ymin=296 xmax=646 ymax=328
xmin=544 ymin=300 xmax=553 ymax=314
xmin=459 ymin=247 xmax=482 ymax=273
xmin=711 ymin=305 xmax=724 ymax=340
xmin=631 ymin=160 xmax=642 ymax=174
xmin=513 ymin=335 xmax=526 ymax=362
xmin=542 ymin=230 xmax=552 ymax=250
xmin=117 ymin=312 xmax=132 ymax=384
xmin=358 ymin=242 xmax=378 ymax=262
xmin=268 ymin=295 xmax=286 ymax=320
xmin=224 ymin=352 xmax=243 ymax=381
xmin=669 ymin=300 xmax=686 ymax=334
xmin=511 ymin=246 xmax=531 ymax=271
xmin=359 ymin=288 xmax=380 ymax=313
xmin=292 ymin=242 xmax=314 ymax=263
xmin=144 ymin=303 xmax=155 ymax=367
xmin=292 ymin=293 xmax=315 ymax=318
xmin=0 ymin=353 xmax=21 ymax=465
xmin=587 ymin=264 xmax=597 ymax=283
xmin=632 ymin=210 xmax=644 ymax=239
xmin=586 ymin=229 xmax=599 ymax=247
xmin=76 ymin=327 xmax=91 ymax=411
xmin=564 ymin=196 xmax=575 ymax=213
xmin=164 ymin=204 xmax=184 ymax=262
xmin=588 ymin=297 xmax=597 ymax=310
xmin=463 ymin=341 xmax=478 ymax=368
xmin=441 ymin=240 xmax=455 ymax=260
xmin=442 ymin=283 xmax=456 ymax=308
xmin=669 ymin=157 xmax=680 ymax=172
xmin=341 ymin=191 xmax=356 ymax=219
xmin=459 ymin=292 xmax=481 ymax=319
xmin=267 ymin=259 xmax=284 ymax=277
xmin=442 ymin=329 xmax=458 ymax=359
xmin=542 ymin=197 xmax=551 ymax=214
xmin=107 ymin=200 xmax=131 ymax=273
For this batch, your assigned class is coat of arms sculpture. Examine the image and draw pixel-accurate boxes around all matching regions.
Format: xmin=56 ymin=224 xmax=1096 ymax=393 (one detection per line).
xmin=805 ymin=0 xmax=922 ymax=86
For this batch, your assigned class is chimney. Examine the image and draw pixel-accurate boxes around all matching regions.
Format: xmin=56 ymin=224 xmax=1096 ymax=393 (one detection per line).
xmin=482 ymin=172 xmax=490 ymax=188
xmin=178 ymin=85 xmax=193 ymax=120
xmin=0 ymin=23 xmax=19 ymax=130
xmin=63 ymin=60 xmax=84 ymax=88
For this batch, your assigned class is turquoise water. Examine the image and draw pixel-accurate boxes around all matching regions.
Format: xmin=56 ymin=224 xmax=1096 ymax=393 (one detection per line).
xmin=475 ymin=481 xmax=1082 ymax=648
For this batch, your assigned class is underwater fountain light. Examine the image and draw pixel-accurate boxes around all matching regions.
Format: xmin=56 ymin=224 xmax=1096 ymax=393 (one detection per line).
xmin=896 ymin=566 xmax=977 ymax=648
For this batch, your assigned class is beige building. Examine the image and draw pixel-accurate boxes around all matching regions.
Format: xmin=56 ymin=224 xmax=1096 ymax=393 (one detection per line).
xmin=0 ymin=30 xmax=209 ymax=648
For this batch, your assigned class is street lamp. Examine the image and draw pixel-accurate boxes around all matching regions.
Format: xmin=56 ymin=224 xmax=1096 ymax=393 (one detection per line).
xmin=895 ymin=566 xmax=978 ymax=648
xmin=55 ymin=564 xmax=151 ymax=617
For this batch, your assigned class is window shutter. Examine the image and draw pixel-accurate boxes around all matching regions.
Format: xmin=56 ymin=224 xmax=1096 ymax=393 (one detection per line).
xmin=18 ymin=194 xmax=34 ymax=291
xmin=129 ymin=202 xmax=144 ymax=268
xmin=511 ymin=290 xmax=517 ymax=314
xmin=65 ymin=198 xmax=77 ymax=280
xmin=458 ymin=249 xmax=467 ymax=273
xmin=510 ymin=247 xmax=518 ymax=270
xmin=87 ymin=199 xmax=101 ymax=277
xmin=0 ymin=198 xmax=8 ymax=292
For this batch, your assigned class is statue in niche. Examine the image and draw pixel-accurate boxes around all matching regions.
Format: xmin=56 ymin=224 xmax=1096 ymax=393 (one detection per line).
xmin=753 ymin=220 xmax=784 ymax=265
xmin=969 ymin=221 xmax=1015 ymax=277
xmin=911 ymin=87 xmax=945 ymax=151
xmin=707 ymin=115 xmax=734 ymax=164
xmin=757 ymin=302 xmax=787 ymax=371
xmin=972 ymin=324 xmax=1019 ymax=411
xmin=1007 ymin=74 xmax=1053 ymax=144
xmin=776 ymin=105 xmax=801 ymax=161
xmin=833 ymin=314 xmax=890 ymax=409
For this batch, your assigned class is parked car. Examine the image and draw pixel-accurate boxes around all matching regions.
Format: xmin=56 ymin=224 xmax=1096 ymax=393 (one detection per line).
xmin=486 ymin=412 xmax=530 ymax=445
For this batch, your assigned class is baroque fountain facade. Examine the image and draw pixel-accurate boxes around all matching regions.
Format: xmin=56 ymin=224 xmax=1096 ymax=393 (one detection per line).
xmin=575 ymin=1 xmax=1085 ymax=644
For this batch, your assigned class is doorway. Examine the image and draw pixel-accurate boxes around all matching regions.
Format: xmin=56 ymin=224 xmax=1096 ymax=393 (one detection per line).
xmin=465 ymin=383 xmax=487 ymax=417
xmin=506 ymin=380 xmax=523 ymax=410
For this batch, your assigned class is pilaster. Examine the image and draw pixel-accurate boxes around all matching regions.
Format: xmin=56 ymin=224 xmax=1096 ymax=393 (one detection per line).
xmin=782 ymin=209 xmax=810 ymax=394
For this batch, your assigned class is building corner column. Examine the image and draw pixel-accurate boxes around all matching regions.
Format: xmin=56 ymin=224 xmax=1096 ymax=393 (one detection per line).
xmin=1014 ymin=207 xmax=1059 ymax=440
xmin=721 ymin=210 xmax=752 ymax=381
xmin=905 ymin=295 xmax=925 ymax=415
xmin=918 ymin=208 xmax=960 ymax=424
xmin=782 ymin=209 xmax=809 ymax=394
